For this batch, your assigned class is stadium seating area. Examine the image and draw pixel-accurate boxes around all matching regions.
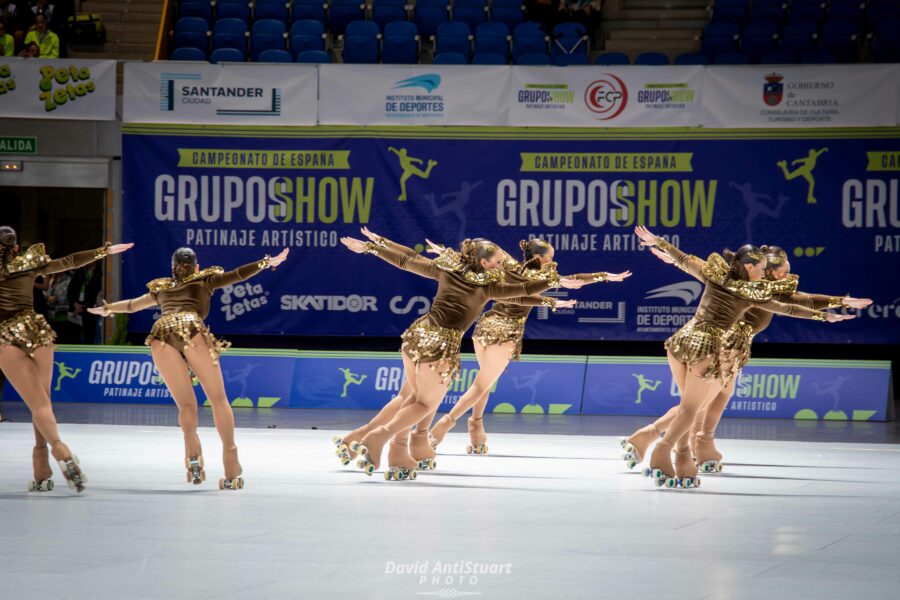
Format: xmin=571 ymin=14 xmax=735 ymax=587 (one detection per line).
xmin=168 ymin=0 xmax=898 ymax=64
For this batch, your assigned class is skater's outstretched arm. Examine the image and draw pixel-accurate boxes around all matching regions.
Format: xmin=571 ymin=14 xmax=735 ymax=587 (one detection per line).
xmin=755 ymin=299 xmax=854 ymax=322
xmin=341 ymin=236 xmax=438 ymax=280
xmin=207 ymin=248 xmax=289 ymax=289
xmin=563 ymin=270 xmax=632 ymax=284
xmin=90 ymin=293 xmax=158 ymax=315
xmin=38 ymin=242 xmax=134 ymax=275
xmin=635 ymin=226 xmax=705 ymax=280
xmin=486 ymin=277 xmax=579 ymax=300
xmin=502 ymin=296 xmax=577 ymax=310
xmin=787 ymin=291 xmax=870 ymax=311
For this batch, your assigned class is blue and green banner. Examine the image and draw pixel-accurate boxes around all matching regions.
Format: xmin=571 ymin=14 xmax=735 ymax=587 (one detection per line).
xmin=2 ymin=347 xmax=892 ymax=421
xmin=121 ymin=125 xmax=900 ymax=344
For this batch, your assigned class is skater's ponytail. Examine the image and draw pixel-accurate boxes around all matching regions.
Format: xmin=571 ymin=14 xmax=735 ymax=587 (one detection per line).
xmin=760 ymin=245 xmax=789 ymax=277
xmin=722 ymin=244 xmax=765 ymax=281
xmin=0 ymin=226 xmax=18 ymax=272
xmin=171 ymin=247 xmax=198 ymax=280
xmin=460 ymin=238 xmax=500 ymax=272
xmin=519 ymin=238 xmax=553 ymax=269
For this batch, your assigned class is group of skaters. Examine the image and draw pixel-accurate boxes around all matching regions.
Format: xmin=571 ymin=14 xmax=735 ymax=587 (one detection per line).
xmin=0 ymin=220 xmax=868 ymax=493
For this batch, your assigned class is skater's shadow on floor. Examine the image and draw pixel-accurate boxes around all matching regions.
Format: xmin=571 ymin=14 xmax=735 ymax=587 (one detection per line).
xmin=418 ymin=471 xmax=574 ymax=481
xmin=93 ymin=488 xmax=220 ymax=496
xmin=440 ymin=453 xmax=599 ymax=461
xmin=640 ymin=490 xmax=875 ymax=499
xmin=357 ymin=480 xmax=570 ymax=493
xmin=714 ymin=473 xmax=884 ymax=485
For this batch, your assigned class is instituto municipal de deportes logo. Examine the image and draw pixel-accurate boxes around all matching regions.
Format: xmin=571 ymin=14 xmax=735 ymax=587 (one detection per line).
xmin=392 ymin=74 xmax=441 ymax=93
xmin=386 ymin=73 xmax=444 ymax=119
xmin=763 ymin=72 xmax=784 ymax=107
xmin=159 ymin=72 xmax=282 ymax=116
xmin=584 ymin=74 xmax=628 ymax=120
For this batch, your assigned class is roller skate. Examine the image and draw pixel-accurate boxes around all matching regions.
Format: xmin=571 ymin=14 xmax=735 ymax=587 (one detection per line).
xmin=384 ymin=437 xmax=418 ymax=481
xmin=332 ymin=425 xmax=371 ymax=466
xmin=694 ymin=433 xmax=724 ymax=474
xmin=28 ymin=445 xmax=54 ymax=492
xmin=185 ymin=455 xmax=206 ymax=485
xmin=410 ymin=427 xmax=437 ymax=470
xmin=673 ymin=445 xmax=701 ymax=489
xmin=429 ymin=414 xmax=457 ymax=450
xmin=642 ymin=441 xmax=678 ymax=489
xmin=620 ymin=423 xmax=660 ymax=470
xmin=218 ymin=446 xmax=244 ymax=490
xmin=355 ymin=426 xmax=393 ymax=476
xmin=52 ymin=442 xmax=86 ymax=493
xmin=466 ymin=416 xmax=488 ymax=455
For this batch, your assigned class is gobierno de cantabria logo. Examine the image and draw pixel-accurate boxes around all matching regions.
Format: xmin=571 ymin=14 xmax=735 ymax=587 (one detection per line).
xmin=160 ymin=72 xmax=282 ymax=117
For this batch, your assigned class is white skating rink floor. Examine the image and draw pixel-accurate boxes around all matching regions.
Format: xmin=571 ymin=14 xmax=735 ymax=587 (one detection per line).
xmin=1 ymin=421 xmax=900 ymax=600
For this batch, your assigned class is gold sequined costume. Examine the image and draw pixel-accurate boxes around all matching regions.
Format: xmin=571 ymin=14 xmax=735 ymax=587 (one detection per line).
xmin=655 ymin=239 xmax=830 ymax=382
xmin=473 ymin=258 xmax=607 ymax=361
xmin=364 ymin=238 xmax=556 ymax=381
xmin=102 ymin=257 xmax=271 ymax=366
xmin=0 ymin=243 xmax=110 ymax=356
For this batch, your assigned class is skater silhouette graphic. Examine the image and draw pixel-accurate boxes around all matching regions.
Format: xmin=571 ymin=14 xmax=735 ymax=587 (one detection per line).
xmin=814 ymin=375 xmax=852 ymax=414
xmin=424 ymin=181 xmax=482 ymax=242
xmin=511 ymin=369 xmax=550 ymax=406
xmin=632 ymin=373 xmax=662 ymax=404
xmin=53 ymin=362 xmax=81 ymax=392
xmin=339 ymin=368 xmax=367 ymax=398
xmin=223 ymin=363 xmax=260 ymax=399
xmin=731 ymin=182 xmax=790 ymax=244
xmin=388 ymin=146 xmax=438 ymax=201
xmin=776 ymin=148 xmax=828 ymax=204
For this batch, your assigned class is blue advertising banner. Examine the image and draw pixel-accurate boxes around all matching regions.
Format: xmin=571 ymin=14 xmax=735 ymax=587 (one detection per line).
xmin=581 ymin=357 xmax=893 ymax=421
xmin=2 ymin=347 xmax=890 ymax=421
xmin=1 ymin=346 xmax=296 ymax=409
xmin=290 ymin=351 xmax=586 ymax=414
xmin=121 ymin=125 xmax=900 ymax=344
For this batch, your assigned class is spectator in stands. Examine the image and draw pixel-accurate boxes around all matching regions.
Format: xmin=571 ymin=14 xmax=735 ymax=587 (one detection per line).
xmin=0 ymin=20 xmax=14 ymax=56
xmin=47 ymin=271 xmax=80 ymax=344
xmin=23 ymin=13 xmax=57 ymax=57
xmin=0 ymin=1 xmax=24 ymax=47
xmin=68 ymin=263 xmax=102 ymax=344
xmin=28 ymin=0 xmax=54 ymax=23
xmin=17 ymin=38 xmax=37 ymax=56
xmin=558 ymin=0 xmax=601 ymax=34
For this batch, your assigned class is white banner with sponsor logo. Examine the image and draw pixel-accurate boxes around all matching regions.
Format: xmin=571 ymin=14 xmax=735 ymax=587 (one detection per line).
xmin=318 ymin=65 xmax=511 ymax=126
xmin=123 ymin=62 xmax=318 ymax=125
xmin=0 ymin=57 xmax=116 ymax=120
xmin=701 ymin=65 xmax=900 ymax=128
xmin=508 ymin=66 xmax=705 ymax=127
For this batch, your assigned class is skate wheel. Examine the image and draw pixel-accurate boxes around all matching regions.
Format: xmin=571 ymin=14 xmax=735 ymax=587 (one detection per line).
xmin=482 ymin=445 xmax=488 ymax=454
xmin=694 ymin=477 xmax=702 ymax=487
xmin=618 ymin=437 xmax=627 ymax=448
xmin=622 ymin=442 xmax=635 ymax=454
xmin=641 ymin=467 xmax=652 ymax=478
xmin=653 ymin=477 xmax=664 ymax=487
xmin=626 ymin=460 xmax=637 ymax=469
xmin=466 ymin=445 xmax=473 ymax=454
xmin=331 ymin=436 xmax=342 ymax=445
xmin=365 ymin=464 xmax=375 ymax=475
xmin=665 ymin=478 xmax=677 ymax=488
xmin=353 ymin=443 xmax=366 ymax=455
xmin=715 ymin=463 xmax=724 ymax=473
xmin=652 ymin=468 xmax=664 ymax=479
xmin=409 ymin=470 xmax=417 ymax=480
xmin=384 ymin=471 xmax=392 ymax=481
xmin=340 ymin=457 xmax=351 ymax=466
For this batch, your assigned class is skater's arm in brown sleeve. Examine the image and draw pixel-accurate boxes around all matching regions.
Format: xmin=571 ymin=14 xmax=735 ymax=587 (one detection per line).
xmin=563 ymin=271 xmax=610 ymax=284
xmin=756 ymin=299 xmax=829 ymax=321
xmin=101 ymin=293 xmax=158 ymax=314
xmin=207 ymin=257 xmax=271 ymax=290
xmin=654 ymin=239 xmax=706 ymax=280
xmin=502 ymin=295 xmax=562 ymax=308
xmin=787 ymin=291 xmax=846 ymax=310
xmin=487 ymin=278 xmax=552 ymax=300
xmin=365 ymin=241 xmax=439 ymax=280
xmin=38 ymin=244 xmax=112 ymax=275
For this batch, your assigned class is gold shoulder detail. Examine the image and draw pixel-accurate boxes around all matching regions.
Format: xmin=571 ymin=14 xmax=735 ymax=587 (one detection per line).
xmin=462 ymin=268 xmax=505 ymax=285
xmin=702 ymin=253 xmax=775 ymax=302
xmin=520 ymin=261 xmax=560 ymax=286
xmin=146 ymin=267 xmax=225 ymax=292
xmin=3 ymin=243 xmax=50 ymax=275
xmin=768 ymin=275 xmax=800 ymax=296
xmin=434 ymin=247 xmax=464 ymax=273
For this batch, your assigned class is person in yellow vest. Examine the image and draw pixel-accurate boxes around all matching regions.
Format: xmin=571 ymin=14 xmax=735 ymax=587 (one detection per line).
xmin=23 ymin=13 xmax=57 ymax=58
xmin=0 ymin=20 xmax=14 ymax=56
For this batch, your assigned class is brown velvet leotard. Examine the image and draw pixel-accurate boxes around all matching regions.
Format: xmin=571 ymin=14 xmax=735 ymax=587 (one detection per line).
xmin=655 ymin=239 xmax=829 ymax=382
xmin=102 ymin=257 xmax=271 ymax=365
xmin=365 ymin=238 xmax=556 ymax=381
xmin=0 ymin=243 xmax=110 ymax=356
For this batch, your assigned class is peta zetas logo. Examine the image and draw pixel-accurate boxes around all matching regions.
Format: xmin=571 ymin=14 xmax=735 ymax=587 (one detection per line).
xmin=39 ymin=65 xmax=98 ymax=112
xmin=584 ymin=74 xmax=628 ymax=120
xmin=221 ymin=282 xmax=269 ymax=321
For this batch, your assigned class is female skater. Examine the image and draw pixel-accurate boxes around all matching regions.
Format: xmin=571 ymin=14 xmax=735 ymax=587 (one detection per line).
xmin=0 ymin=226 xmax=133 ymax=492
xmin=621 ymin=242 xmax=869 ymax=473
xmin=632 ymin=226 xmax=854 ymax=488
xmin=90 ymin=246 xmax=289 ymax=490
xmin=427 ymin=238 xmax=631 ymax=455
xmin=338 ymin=228 xmax=577 ymax=480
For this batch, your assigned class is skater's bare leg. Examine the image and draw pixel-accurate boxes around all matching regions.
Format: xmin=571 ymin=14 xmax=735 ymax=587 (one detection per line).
xmin=152 ymin=341 xmax=204 ymax=482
